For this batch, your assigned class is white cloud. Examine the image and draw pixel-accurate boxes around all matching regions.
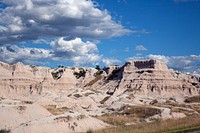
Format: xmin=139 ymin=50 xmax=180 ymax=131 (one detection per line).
xmin=148 ymin=54 xmax=169 ymax=64
xmin=0 ymin=0 xmax=132 ymax=45
xmin=0 ymin=45 xmax=51 ymax=64
xmin=50 ymin=37 xmax=102 ymax=66
xmin=135 ymin=45 xmax=147 ymax=51
xmin=102 ymin=58 xmax=121 ymax=66
xmin=147 ymin=54 xmax=200 ymax=73
xmin=0 ymin=36 xmax=123 ymax=66
xmin=127 ymin=54 xmax=200 ymax=73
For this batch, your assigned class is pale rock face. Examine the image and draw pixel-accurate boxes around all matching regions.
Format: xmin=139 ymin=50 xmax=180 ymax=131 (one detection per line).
xmin=91 ymin=60 xmax=200 ymax=98
xmin=0 ymin=60 xmax=199 ymax=98
xmin=0 ymin=60 xmax=200 ymax=133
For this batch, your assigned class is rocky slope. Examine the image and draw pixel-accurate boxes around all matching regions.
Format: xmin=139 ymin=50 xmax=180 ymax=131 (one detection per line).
xmin=98 ymin=60 xmax=200 ymax=98
xmin=0 ymin=60 xmax=200 ymax=133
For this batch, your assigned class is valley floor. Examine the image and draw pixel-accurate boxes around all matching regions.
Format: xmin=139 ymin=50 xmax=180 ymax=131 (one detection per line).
xmin=95 ymin=115 xmax=200 ymax=133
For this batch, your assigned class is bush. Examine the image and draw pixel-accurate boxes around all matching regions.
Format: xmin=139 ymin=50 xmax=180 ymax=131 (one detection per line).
xmin=73 ymin=68 xmax=86 ymax=79
xmin=0 ymin=129 xmax=10 ymax=133
xmin=95 ymin=65 xmax=101 ymax=71
xmin=86 ymin=129 xmax=94 ymax=133
xmin=184 ymin=96 xmax=200 ymax=103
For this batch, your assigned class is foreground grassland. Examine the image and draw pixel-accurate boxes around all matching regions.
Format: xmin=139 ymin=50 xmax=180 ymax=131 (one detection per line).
xmin=95 ymin=115 xmax=200 ymax=133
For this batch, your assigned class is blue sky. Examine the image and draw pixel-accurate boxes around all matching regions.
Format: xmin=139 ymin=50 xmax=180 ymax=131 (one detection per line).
xmin=97 ymin=0 xmax=200 ymax=55
xmin=0 ymin=0 xmax=200 ymax=73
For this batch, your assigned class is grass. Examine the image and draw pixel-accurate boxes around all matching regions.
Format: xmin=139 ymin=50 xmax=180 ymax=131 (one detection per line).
xmin=184 ymin=96 xmax=200 ymax=103
xmin=116 ymin=105 xmax=161 ymax=119
xmin=171 ymin=107 xmax=196 ymax=116
xmin=0 ymin=130 xmax=10 ymax=133
xmin=86 ymin=129 xmax=94 ymax=133
xmin=95 ymin=115 xmax=200 ymax=133
xmin=96 ymin=106 xmax=161 ymax=126
xmin=154 ymin=99 xmax=200 ymax=115
xmin=43 ymin=105 xmax=69 ymax=115
xmin=96 ymin=115 xmax=138 ymax=126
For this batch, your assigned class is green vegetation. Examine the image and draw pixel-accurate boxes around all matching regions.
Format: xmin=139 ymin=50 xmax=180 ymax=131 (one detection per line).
xmin=86 ymin=129 xmax=94 ymax=133
xmin=0 ymin=130 xmax=10 ymax=133
xmin=73 ymin=68 xmax=86 ymax=79
xmin=184 ymin=96 xmax=200 ymax=103
xmin=96 ymin=106 xmax=161 ymax=126
xmin=95 ymin=115 xmax=200 ymax=133
xmin=95 ymin=65 xmax=101 ymax=71
xmin=51 ymin=69 xmax=64 ymax=80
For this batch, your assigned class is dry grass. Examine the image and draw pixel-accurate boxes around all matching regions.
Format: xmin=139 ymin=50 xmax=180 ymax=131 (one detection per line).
xmin=95 ymin=115 xmax=200 ymax=133
xmin=171 ymin=107 xmax=196 ymax=116
xmin=96 ymin=115 xmax=138 ymax=126
xmin=191 ymin=105 xmax=200 ymax=114
xmin=96 ymin=106 xmax=161 ymax=126
xmin=184 ymin=96 xmax=200 ymax=103
xmin=117 ymin=105 xmax=161 ymax=119
xmin=154 ymin=100 xmax=200 ymax=115
xmin=44 ymin=105 xmax=69 ymax=115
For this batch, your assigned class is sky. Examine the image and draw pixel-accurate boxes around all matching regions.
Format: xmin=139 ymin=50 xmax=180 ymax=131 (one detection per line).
xmin=0 ymin=0 xmax=200 ymax=73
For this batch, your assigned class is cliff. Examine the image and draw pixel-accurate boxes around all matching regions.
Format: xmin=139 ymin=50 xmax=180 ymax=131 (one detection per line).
xmin=0 ymin=60 xmax=199 ymax=98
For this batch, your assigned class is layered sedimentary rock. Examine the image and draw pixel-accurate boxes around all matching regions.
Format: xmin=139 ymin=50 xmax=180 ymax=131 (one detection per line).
xmin=0 ymin=60 xmax=199 ymax=98
xmin=0 ymin=61 xmax=97 ymax=97
xmin=97 ymin=60 xmax=200 ymax=98
xmin=0 ymin=60 xmax=200 ymax=133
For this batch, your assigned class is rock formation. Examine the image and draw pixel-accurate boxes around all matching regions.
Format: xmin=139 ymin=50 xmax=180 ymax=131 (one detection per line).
xmin=99 ymin=60 xmax=200 ymax=98
xmin=0 ymin=60 xmax=200 ymax=133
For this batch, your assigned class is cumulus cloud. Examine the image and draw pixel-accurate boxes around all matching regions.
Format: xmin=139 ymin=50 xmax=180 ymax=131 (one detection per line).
xmin=0 ymin=0 xmax=131 ymax=46
xmin=148 ymin=54 xmax=200 ymax=73
xmin=0 ymin=36 xmax=124 ymax=66
xmin=102 ymin=58 xmax=121 ymax=66
xmin=127 ymin=54 xmax=200 ymax=73
xmin=50 ymin=37 xmax=101 ymax=66
xmin=135 ymin=45 xmax=147 ymax=51
xmin=0 ymin=45 xmax=51 ymax=64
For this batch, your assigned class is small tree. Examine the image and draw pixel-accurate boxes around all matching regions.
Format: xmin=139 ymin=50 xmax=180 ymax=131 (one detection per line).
xmin=95 ymin=65 xmax=101 ymax=71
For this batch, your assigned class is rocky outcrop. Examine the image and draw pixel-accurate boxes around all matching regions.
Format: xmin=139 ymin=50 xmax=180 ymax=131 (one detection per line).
xmin=92 ymin=60 xmax=200 ymax=98
xmin=0 ymin=60 xmax=200 ymax=133
xmin=0 ymin=60 xmax=199 ymax=98
xmin=0 ymin=61 xmax=97 ymax=97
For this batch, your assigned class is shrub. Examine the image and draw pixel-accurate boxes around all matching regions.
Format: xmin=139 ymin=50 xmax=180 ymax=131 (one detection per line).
xmin=86 ymin=129 xmax=94 ymax=133
xmin=73 ymin=68 xmax=86 ymax=79
xmin=51 ymin=69 xmax=64 ymax=80
xmin=95 ymin=65 xmax=101 ymax=71
xmin=0 ymin=129 xmax=10 ymax=133
xmin=184 ymin=96 xmax=200 ymax=103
